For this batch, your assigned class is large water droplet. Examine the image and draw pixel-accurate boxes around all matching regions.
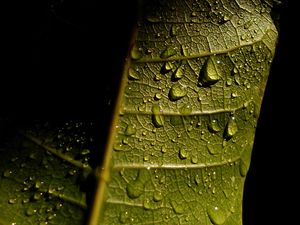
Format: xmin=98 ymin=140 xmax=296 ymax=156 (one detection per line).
xmin=179 ymin=104 xmax=192 ymax=115
xmin=143 ymin=199 xmax=152 ymax=210
xmin=225 ymin=117 xmax=238 ymax=139
xmin=207 ymin=206 xmax=227 ymax=225
xmin=152 ymin=105 xmax=164 ymax=128
xmin=125 ymin=124 xmax=136 ymax=136
xmin=128 ymin=68 xmax=140 ymax=80
xmin=160 ymin=47 xmax=176 ymax=59
xmin=126 ymin=170 xmax=149 ymax=199
xmin=199 ymin=57 xmax=220 ymax=86
xmin=169 ymin=84 xmax=186 ymax=101
xmin=208 ymin=119 xmax=221 ymax=133
xmin=131 ymin=44 xmax=143 ymax=60
xmin=207 ymin=143 xmax=222 ymax=155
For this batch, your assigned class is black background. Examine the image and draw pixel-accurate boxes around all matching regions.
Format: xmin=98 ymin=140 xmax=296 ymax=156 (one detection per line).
xmin=1 ymin=0 xmax=298 ymax=224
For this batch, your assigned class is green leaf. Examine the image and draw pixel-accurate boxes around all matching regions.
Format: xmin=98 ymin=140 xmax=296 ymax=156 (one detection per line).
xmin=89 ymin=0 xmax=278 ymax=225
xmin=0 ymin=121 xmax=93 ymax=224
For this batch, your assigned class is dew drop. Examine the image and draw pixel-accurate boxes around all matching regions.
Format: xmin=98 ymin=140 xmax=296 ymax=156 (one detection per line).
xmin=225 ymin=117 xmax=238 ymax=139
xmin=181 ymin=45 xmax=189 ymax=56
xmin=239 ymin=159 xmax=249 ymax=177
xmin=125 ymin=124 xmax=136 ymax=136
xmin=207 ymin=206 xmax=227 ymax=225
xmin=160 ymin=47 xmax=176 ymax=59
xmin=25 ymin=208 xmax=37 ymax=216
xmin=80 ymin=149 xmax=90 ymax=155
xmin=119 ymin=211 xmax=129 ymax=224
xmin=199 ymin=57 xmax=220 ymax=86
xmin=244 ymin=20 xmax=252 ymax=29
xmin=179 ymin=149 xmax=188 ymax=159
xmin=143 ymin=199 xmax=151 ymax=210
xmin=179 ymin=104 xmax=192 ymax=115
xmin=208 ymin=119 xmax=221 ymax=133
xmin=161 ymin=146 xmax=167 ymax=153
xmin=33 ymin=192 xmax=43 ymax=201
xmin=22 ymin=198 xmax=30 ymax=204
xmin=191 ymin=156 xmax=198 ymax=164
xmin=3 ymin=170 xmax=12 ymax=178
xmin=154 ymin=93 xmax=162 ymax=101
xmin=8 ymin=198 xmax=17 ymax=204
xmin=169 ymin=84 xmax=186 ymax=101
xmin=226 ymin=78 xmax=232 ymax=86
xmin=153 ymin=191 xmax=163 ymax=202
xmin=128 ymin=68 xmax=140 ymax=80
xmin=194 ymin=174 xmax=201 ymax=185
xmin=173 ymin=67 xmax=184 ymax=80
xmin=146 ymin=15 xmax=161 ymax=23
xmin=171 ymin=201 xmax=184 ymax=214
xmin=170 ymin=24 xmax=177 ymax=36
xmin=232 ymin=67 xmax=238 ymax=75
xmin=154 ymin=74 xmax=161 ymax=81
xmin=126 ymin=170 xmax=148 ymax=199
xmin=152 ymin=105 xmax=164 ymax=128
xmin=207 ymin=144 xmax=222 ymax=155
xmin=131 ymin=44 xmax=143 ymax=60
xmin=161 ymin=62 xmax=174 ymax=73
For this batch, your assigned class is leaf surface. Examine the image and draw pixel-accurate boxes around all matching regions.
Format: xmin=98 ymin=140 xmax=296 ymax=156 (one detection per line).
xmin=92 ymin=0 xmax=278 ymax=224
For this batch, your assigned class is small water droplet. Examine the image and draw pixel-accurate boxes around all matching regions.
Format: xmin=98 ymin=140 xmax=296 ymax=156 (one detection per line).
xmin=34 ymin=180 xmax=43 ymax=189
xmin=179 ymin=104 xmax=192 ymax=115
xmin=171 ymin=201 xmax=184 ymax=214
xmin=239 ymin=159 xmax=249 ymax=177
xmin=146 ymin=15 xmax=161 ymax=23
xmin=244 ymin=20 xmax=252 ymax=29
xmin=161 ymin=146 xmax=167 ymax=153
xmin=181 ymin=45 xmax=189 ymax=56
xmin=153 ymin=191 xmax=163 ymax=202
xmin=207 ymin=206 xmax=227 ymax=225
xmin=191 ymin=156 xmax=198 ymax=164
xmin=160 ymin=47 xmax=176 ymax=59
xmin=131 ymin=44 xmax=143 ymax=60
xmin=152 ymin=105 xmax=164 ymax=128
xmin=179 ymin=149 xmax=188 ymax=159
xmin=3 ymin=170 xmax=12 ymax=178
xmin=170 ymin=25 xmax=177 ymax=36
xmin=119 ymin=211 xmax=129 ymax=224
xmin=125 ymin=124 xmax=136 ymax=136
xmin=33 ymin=192 xmax=43 ymax=201
xmin=25 ymin=208 xmax=37 ymax=216
xmin=232 ymin=67 xmax=238 ymax=75
xmin=231 ymin=92 xmax=238 ymax=98
xmin=154 ymin=93 xmax=162 ymax=101
xmin=161 ymin=62 xmax=174 ymax=74
xmin=154 ymin=74 xmax=161 ymax=81
xmin=143 ymin=155 xmax=150 ymax=162
xmin=173 ymin=67 xmax=184 ymax=80
xmin=207 ymin=144 xmax=222 ymax=155
xmin=225 ymin=117 xmax=238 ymax=139
xmin=208 ymin=119 xmax=221 ymax=133
xmin=169 ymin=84 xmax=186 ymax=101
xmin=8 ymin=198 xmax=17 ymax=204
xmin=22 ymin=198 xmax=30 ymax=204
xmin=195 ymin=174 xmax=201 ymax=185
xmin=128 ymin=68 xmax=140 ymax=80
xmin=143 ymin=199 xmax=151 ymax=210
xmin=226 ymin=78 xmax=232 ymax=86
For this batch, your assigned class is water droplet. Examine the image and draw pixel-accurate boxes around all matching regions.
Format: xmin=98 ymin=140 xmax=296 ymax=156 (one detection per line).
xmin=207 ymin=206 xmax=227 ymax=225
xmin=161 ymin=146 xmax=167 ymax=153
xmin=207 ymin=144 xmax=222 ymax=155
xmin=160 ymin=47 xmax=176 ymax=59
xmin=232 ymin=67 xmax=238 ymax=75
xmin=239 ymin=159 xmax=249 ymax=177
xmin=226 ymin=78 xmax=232 ymax=86
xmin=126 ymin=170 xmax=148 ymax=199
xmin=34 ymin=180 xmax=43 ymax=189
xmin=125 ymin=124 xmax=136 ymax=136
xmin=143 ymin=155 xmax=150 ymax=162
xmin=179 ymin=149 xmax=188 ymax=159
xmin=22 ymin=198 xmax=30 ymax=204
xmin=171 ymin=201 xmax=184 ymax=214
xmin=199 ymin=57 xmax=220 ymax=86
xmin=154 ymin=93 xmax=162 ymax=101
xmin=225 ymin=117 xmax=238 ymax=139
xmin=152 ymin=105 xmax=164 ymax=128
xmin=119 ymin=211 xmax=129 ymax=224
xmin=131 ymin=44 xmax=143 ymax=60
xmin=231 ymin=92 xmax=238 ymax=98
xmin=161 ymin=62 xmax=174 ymax=74
xmin=154 ymin=74 xmax=161 ymax=81
xmin=33 ymin=192 xmax=43 ymax=201
xmin=170 ymin=25 xmax=177 ymax=36
xmin=244 ymin=20 xmax=252 ymax=29
xmin=153 ymin=191 xmax=163 ymax=202
xmin=143 ymin=199 xmax=151 ymax=210
xmin=181 ymin=45 xmax=189 ymax=56
xmin=191 ymin=11 xmax=197 ymax=17
xmin=194 ymin=174 xmax=201 ymax=185
xmin=208 ymin=120 xmax=221 ymax=133
xmin=179 ymin=104 xmax=192 ymax=115
xmin=8 ymin=198 xmax=17 ymax=204
xmin=146 ymin=15 xmax=160 ymax=23
xmin=191 ymin=156 xmax=198 ymax=164
xmin=80 ymin=149 xmax=90 ymax=156
xmin=25 ymin=208 xmax=37 ymax=216
xmin=169 ymin=84 xmax=186 ymax=101
xmin=173 ymin=66 xmax=184 ymax=80
xmin=3 ymin=170 xmax=12 ymax=178
xmin=128 ymin=68 xmax=140 ymax=80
